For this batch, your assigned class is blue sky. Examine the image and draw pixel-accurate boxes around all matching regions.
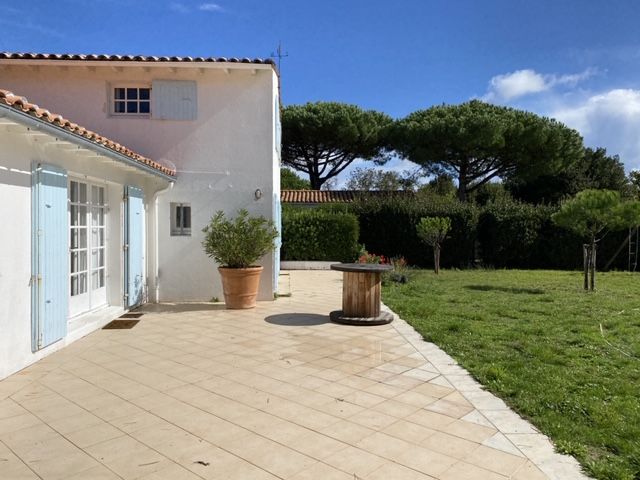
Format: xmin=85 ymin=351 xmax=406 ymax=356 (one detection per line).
xmin=3 ymin=0 xmax=640 ymax=184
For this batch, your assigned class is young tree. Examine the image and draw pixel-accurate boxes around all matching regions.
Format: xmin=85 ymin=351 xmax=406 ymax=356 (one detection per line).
xmin=390 ymin=100 xmax=584 ymax=201
xmin=280 ymin=168 xmax=310 ymax=190
xmin=552 ymin=190 xmax=640 ymax=290
xmin=346 ymin=167 xmax=421 ymax=191
xmin=282 ymin=102 xmax=392 ymax=190
xmin=416 ymin=217 xmax=451 ymax=274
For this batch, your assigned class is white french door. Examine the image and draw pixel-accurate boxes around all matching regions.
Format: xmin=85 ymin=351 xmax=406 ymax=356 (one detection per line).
xmin=69 ymin=180 xmax=107 ymax=317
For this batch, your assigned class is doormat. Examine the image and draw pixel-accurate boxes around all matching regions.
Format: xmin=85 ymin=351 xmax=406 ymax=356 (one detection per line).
xmin=103 ymin=320 xmax=139 ymax=330
xmin=119 ymin=313 xmax=144 ymax=319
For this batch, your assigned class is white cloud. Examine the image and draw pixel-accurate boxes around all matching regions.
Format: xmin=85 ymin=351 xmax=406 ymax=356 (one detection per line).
xmin=169 ymin=2 xmax=190 ymax=13
xmin=484 ymin=69 xmax=548 ymax=101
xmin=551 ymin=89 xmax=640 ymax=169
xmin=483 ymin=68 xmax=597 ymax=101
xmin=199 ymin=2 xmax=223 ymax=12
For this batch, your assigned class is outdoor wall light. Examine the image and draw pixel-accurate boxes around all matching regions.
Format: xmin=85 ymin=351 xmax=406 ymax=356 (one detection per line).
xmin=254 ymin=188 xmax=263 ymax=200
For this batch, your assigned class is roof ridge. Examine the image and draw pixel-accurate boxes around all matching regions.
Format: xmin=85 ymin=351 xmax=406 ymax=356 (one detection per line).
xmin=0 ymin=88 xmax=175 ymax=177
xmin=0 ymin=52 xmax=274 ymax=66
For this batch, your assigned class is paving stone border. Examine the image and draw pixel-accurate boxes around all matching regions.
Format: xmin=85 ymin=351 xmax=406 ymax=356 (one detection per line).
xmin=381 ymin=304 xmax=592 ymax=480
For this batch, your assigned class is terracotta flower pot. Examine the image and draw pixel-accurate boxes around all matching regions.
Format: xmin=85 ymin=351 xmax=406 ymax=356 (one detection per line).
xmin=218 ymin=266 xmax=263 ymax=309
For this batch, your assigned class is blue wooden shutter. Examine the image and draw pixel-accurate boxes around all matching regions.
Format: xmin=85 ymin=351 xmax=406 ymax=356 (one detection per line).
xmin=31 ymin=163 xmax=69 ymax=351
xmin=125 ymin=186 xmax=144 ymax=307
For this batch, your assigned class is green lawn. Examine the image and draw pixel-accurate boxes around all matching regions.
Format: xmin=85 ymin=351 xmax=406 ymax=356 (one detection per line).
xmin=382 ymin=269 xmax=640 ymax=480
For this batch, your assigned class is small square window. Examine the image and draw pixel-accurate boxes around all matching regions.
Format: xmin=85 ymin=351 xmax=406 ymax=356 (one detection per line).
xmin=112 ymin=86 xmax=151 ymax=116
xmin=170 ymin=203 xmax=191 ymax=236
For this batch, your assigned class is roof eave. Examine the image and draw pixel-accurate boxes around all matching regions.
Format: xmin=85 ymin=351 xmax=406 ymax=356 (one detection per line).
xmin=0 ymin=104 xmax=176 ymax=182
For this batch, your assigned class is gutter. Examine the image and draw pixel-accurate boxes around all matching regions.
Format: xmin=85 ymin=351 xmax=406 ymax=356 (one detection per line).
xmin=0 ymin=104 xmax=176 ymax=182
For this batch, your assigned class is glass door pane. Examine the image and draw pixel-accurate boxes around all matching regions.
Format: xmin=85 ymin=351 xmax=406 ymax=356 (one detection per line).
xmin=69 ymin=180 xmax=91 ymax=316
xmin=89 ymin=185 xmax=107 ymax=307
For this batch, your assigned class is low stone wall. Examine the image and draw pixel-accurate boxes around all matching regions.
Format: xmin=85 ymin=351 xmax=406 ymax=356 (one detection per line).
xmin=280 ymin=261 xmax=338 ymax=270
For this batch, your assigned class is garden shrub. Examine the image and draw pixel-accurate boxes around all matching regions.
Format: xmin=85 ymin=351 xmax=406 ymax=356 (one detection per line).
xmin=478 ymin=201 xmax=550 ymax=268
xmin=281 ymin=196 xmax=633 ymax=271
xmin=281 ymin=206 xmax=360 ymax=262
xmin=347 ymin=194 xmax=479 ymax=268
xmin=478 ymin=200 xmax=631 ymax=270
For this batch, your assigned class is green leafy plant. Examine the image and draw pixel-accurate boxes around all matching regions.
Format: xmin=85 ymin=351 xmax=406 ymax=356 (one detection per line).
xmin=416 ymin=217 xmax=451 ymax=274
xmin=351 ymin=194 xmax=479 ymax=269
xmin=281 ymin=207 xmax=360 ymax=262
xmin=552 ymin=189 xmax=640 ymax=290
xmin=382 ymin=256 xmax=411 ymax=285
xmin=358 ymin=251 xmax=387 ymax=264
xmin=202 ymin=209 xmax=278 ymax=268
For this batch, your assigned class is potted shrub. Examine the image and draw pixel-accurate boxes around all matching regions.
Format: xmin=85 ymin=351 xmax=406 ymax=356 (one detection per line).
xmin=202 ymin=209 xmax=278 ymax=309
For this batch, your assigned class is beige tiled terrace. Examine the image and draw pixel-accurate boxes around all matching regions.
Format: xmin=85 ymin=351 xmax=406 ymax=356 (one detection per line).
xmin=0 ymin=271 xmax=587 ymax=480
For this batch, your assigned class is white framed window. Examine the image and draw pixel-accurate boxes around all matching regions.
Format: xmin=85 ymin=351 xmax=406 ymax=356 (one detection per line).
xmin=111 ymin=85 xmax=151 ymax=116
xmin=170 ymin=202 xmax=191 ymax=236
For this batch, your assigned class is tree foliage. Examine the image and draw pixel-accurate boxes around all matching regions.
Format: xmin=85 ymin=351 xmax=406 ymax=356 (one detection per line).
xmin=346 ymin=167 xmax=421 ymax=191
xmin=390 ymin=100 xmax=584 ymax=201
xmin=202 ymin=209 xmax=278 ymax=268
xmin=282 ymin=102 xmax=392 ymax=190
xmin=627 ymin=170 xmax=640 ymax=199
xmin=552 ymin=190 xmax=640 ymax=290
xmin=508 ymin=147 xmax=628 ymax=204
xmin=421 ymin=174 xmax=457 ymax=198
xmin=416 ymin=217 xmax=451 ymax=274
xmin=280 ymin=168 xmax=310 ymax=190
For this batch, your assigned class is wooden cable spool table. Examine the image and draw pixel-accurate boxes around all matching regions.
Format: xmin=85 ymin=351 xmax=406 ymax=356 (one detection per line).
xmin=330 ymin=263 xmax=394 ymax=326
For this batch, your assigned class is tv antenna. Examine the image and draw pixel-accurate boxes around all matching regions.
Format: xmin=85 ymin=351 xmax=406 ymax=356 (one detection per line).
xmin=270 ymin=42 xmax=288 ymax=73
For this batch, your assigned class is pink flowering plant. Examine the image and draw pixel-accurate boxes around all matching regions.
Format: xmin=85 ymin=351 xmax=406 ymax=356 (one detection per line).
xmin=358 ymin=251 xmax=387 ymax=264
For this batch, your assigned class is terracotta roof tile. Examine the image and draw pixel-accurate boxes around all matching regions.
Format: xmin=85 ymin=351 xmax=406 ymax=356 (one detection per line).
xmin=0 ymin=52 xmax=274 ymax=66
xmin=281 ymin=190 xmax=414 ymax=203
xmin=0 ymin=88 xmax=175 ymax=177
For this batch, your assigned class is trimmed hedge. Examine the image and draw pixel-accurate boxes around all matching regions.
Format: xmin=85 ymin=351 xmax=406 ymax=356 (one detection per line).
xmin=281 ymin=207 xmax=360 ymax=262
xmin=477 ymin=202 xmax=552 ymax=268
xmin=349 ymin=195 xmax=478 ymax=268
xmin=282 ymin=196 xmax=633 ymax=270
xmin=478 ymin=201 xmax=630 ymax=270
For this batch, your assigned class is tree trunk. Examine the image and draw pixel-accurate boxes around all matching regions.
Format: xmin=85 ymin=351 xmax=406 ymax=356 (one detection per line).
xmin=434 ymin=244 xmax=441 ymax=274
xmin=457 ymin=165 xmax=468 ymax=202
xmin=309 ymin=175 xmax=324 ymax=190
xmin=590 ymin=240 xmax=597 ymax=291
xmin=583 ymin=244 xmax=589 ymax=291
xmin=583 ymin=241 xmax=597 ymax=291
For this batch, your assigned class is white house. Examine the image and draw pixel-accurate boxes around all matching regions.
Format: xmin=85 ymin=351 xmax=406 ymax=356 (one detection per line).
xmin=0 ymin=52 xmax=281 ymax=379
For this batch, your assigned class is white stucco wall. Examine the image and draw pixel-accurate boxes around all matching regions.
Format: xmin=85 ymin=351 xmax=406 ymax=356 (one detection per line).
xmin=0 ymin=124 xmax=168 ymax=379
xmin=0 ymin=62 xmax=279 ymax=302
